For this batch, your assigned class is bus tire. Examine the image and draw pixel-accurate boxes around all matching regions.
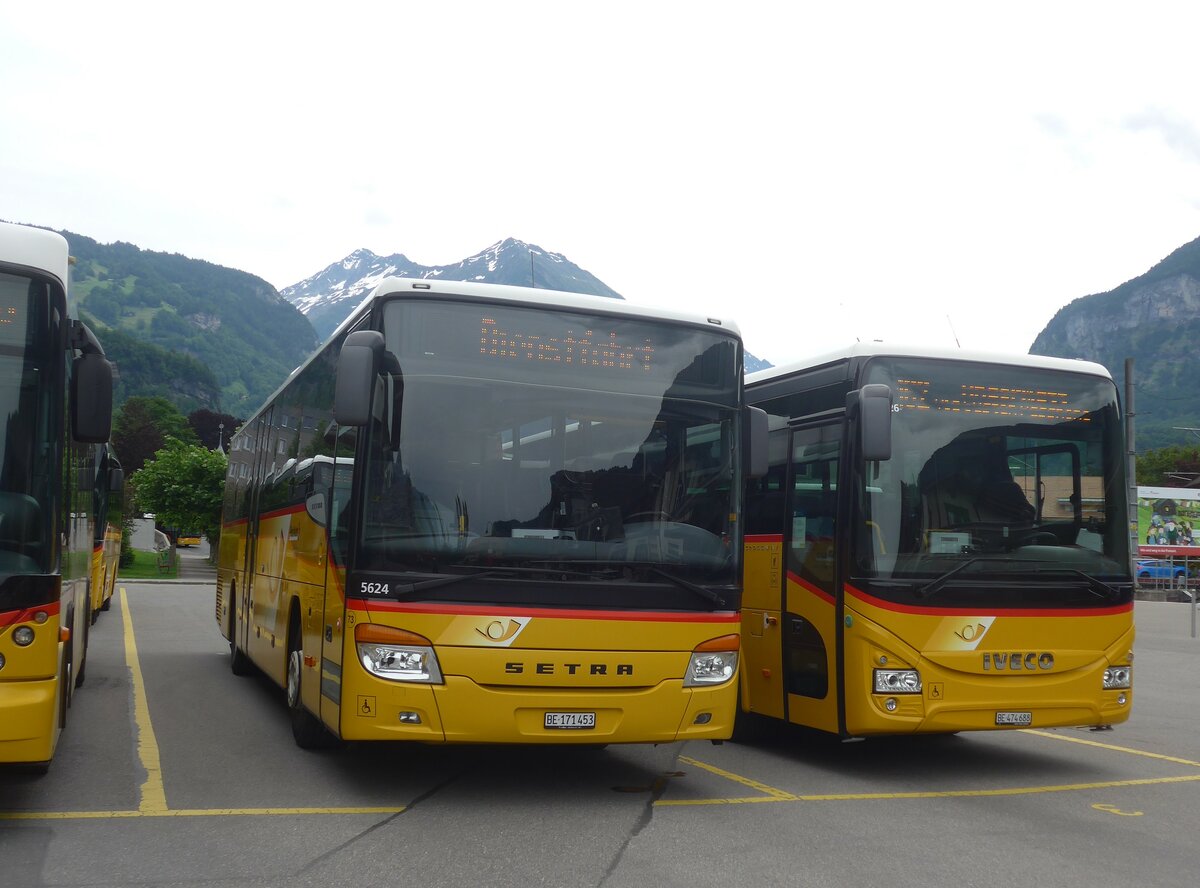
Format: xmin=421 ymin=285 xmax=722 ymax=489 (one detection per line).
xmin=287 ymin=612 xmax=335 ymax=750
xmin=229 ymin=585 xmax=252 ymax=677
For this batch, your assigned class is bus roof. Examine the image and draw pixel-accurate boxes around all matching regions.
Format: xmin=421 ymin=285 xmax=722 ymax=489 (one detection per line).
xmin=328 ymin=276 xmax=742 ymax=343
xmin=747 ymin=341 xmax=1114 ymax=387
xmin=0 ymin=221 xmax=69 ymax=285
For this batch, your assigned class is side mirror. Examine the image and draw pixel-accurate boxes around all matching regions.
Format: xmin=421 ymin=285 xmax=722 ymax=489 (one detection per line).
xmin=333 ymin=330 xmax=385 ymax=427
xmin=71 ymin=352 xmax=113 ymax=443
xmin=858 ymin=383 xmax=893 ymax=462
xmin=742 ymin=406 xmax=769 ymax=479
xmin=305 ymin=491 xmax=328 ymax=528
xmin=109 ymin=467 xmax=125 ymax=495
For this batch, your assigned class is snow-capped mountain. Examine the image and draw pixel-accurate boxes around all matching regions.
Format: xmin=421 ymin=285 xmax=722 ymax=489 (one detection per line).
xmin=281 ymin=237 xmax=771 ymax=371
xmin=282 ymin=238 xmax=621 ymax=340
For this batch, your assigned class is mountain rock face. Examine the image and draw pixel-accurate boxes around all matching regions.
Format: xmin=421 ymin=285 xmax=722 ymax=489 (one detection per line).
xmin=283 ymin=237 xmax=771 ymax=372
xmin=1031 ymin=235 xmax=1200 ymax=449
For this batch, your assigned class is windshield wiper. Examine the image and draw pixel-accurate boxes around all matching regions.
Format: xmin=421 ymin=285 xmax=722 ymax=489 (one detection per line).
xmin=1034 ymin=567 xmax=1122 ymax=602
xmin=392 ymin=570 xmax=502 ymax=597
xmin=647 ymin=567 xmax=727 ymax=607
xmin=914 ymin=557 xmax=1007 ymax=600
xmin=914 ymin=560 xmax=1123 ymax=602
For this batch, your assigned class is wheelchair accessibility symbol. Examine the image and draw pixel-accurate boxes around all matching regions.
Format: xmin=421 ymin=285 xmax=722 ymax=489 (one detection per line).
xmin=357 ymin=695 xmax=376 ymax=718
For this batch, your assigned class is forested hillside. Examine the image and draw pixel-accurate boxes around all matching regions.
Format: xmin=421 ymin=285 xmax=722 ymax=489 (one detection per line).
xmin=63 ymin=230 xmax=318 ymax=414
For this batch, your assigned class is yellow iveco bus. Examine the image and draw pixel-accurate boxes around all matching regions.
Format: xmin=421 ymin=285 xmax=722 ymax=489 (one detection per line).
xmin=0 ymin=221 xmax=114 ymax=769
xmin=218 ymin=278 xmax=765 ymax=748
xmin=739 ymin=343 xmax=1133 ymax=738
xmin=88 ymin=444 xmax=123 ymax=622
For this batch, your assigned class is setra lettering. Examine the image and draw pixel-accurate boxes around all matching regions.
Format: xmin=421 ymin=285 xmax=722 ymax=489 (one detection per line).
xmin=502 ymin=662 xmax=635 ymax=676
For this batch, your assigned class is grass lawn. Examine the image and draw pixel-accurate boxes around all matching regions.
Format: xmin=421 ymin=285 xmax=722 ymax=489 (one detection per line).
xmin=117 ymin=548 xmax=178 ymax=580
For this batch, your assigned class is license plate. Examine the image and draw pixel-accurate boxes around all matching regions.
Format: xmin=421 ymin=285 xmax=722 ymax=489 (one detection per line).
xmin=544 ymin=711 xmax=596 ymax=730
xmin=995 ymin=711 xmax=1033 ymax=726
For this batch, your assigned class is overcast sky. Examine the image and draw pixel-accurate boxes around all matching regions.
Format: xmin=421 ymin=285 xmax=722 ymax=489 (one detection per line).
xmin=4 ymin=2 xmax=1199 ymax=367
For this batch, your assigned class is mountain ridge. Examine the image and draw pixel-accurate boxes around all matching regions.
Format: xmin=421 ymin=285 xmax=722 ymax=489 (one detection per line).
xmin=282 ymin=237 xmax=773 ymax=372
xmin=1031 ymin=235 xmax=1200 ymax=449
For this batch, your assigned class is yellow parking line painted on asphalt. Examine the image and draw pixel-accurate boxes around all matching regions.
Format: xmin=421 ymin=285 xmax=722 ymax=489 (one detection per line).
xmin=655 ymin=773 xmax=1200 ymax=806
xmin=1022 ymin=729 xmax=1200 ymax=767
xmin=120 ymin=587 xmax=168 ymax=814
xmin=0 ymin=807 xmax=406 ymax=821
xmin=677 ymin=755 xmax=797 ymax=800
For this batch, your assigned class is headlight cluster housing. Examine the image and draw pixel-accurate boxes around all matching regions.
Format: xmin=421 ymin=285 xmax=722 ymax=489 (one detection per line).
xmin=684 ymin=634 xmax=740 ymax=687
xmin=355 ymin=624 xmax=443 ymax=683
xmin=874 ymin=668 xmax=922 ymax=694
xmin=1103 ymin=666 xmax=1132 ymax=689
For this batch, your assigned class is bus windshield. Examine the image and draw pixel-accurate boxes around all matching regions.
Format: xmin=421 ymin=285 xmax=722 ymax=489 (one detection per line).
xmin=353 ymin=298 xmax=741 ymax=606
xmin=853 ymin=357 xmax=1130 ymax=605
xmin=0 ymin=271 xmax=56 ymax=575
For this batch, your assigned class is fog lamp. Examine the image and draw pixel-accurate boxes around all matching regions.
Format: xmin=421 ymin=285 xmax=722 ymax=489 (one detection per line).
xmin=13 ymin=626 xmax=34 ymax=647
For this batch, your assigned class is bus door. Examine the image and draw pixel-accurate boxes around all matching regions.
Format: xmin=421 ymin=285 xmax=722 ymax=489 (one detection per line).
xmin=782 ymin=422 xmax=841 ymax=734
xmin=320 ymin=425 xmax=357 ymax=732
xmin=242 ymin=408 xmax=275 ymax=667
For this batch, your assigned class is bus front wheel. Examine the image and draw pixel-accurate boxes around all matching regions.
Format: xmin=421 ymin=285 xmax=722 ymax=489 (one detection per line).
xmin=287 ymin=614 xmax=335 ymax=750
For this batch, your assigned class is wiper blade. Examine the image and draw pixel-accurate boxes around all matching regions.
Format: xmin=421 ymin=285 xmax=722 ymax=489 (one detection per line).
xmin=914 ymin=560 xmax=1124 ymax=602
xmin=914 ymin=557 xmax=1007 ymax=600
xmin=393 ymin=570 xmax=502 ymax=596
xmin=1028 ymin=567 xmax=1121 ymax=602
xmin=648 ymin=567 xmax=726 ymax=607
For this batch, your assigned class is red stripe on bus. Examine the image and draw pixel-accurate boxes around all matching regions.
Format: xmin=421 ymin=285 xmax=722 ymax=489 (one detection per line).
xmin=745 ymin=534 xmax=783 ymax=543
xmin=785 ymin=571 xmax=836 ymax=606
xmin=359 ymin=600 xmax=739 ymax=622
xmin=0 ymin=600 xmax=62 ymax=628
xmin=844 ymin=583 xmax=1134 ymax=617
xmin=258 ymin=503 xmax=309 ymax=522
xmin=223 ymin=517 xmax=249 ymax=528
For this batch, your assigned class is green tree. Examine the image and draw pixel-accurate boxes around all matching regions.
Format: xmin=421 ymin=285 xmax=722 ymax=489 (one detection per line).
xmin=133 ymin=440 xmax=227 ymax=550
xmin=113 ymin=396 xmax=199 ymax=473
xmin=1136 ymin=446 xmax=1200 ymax=487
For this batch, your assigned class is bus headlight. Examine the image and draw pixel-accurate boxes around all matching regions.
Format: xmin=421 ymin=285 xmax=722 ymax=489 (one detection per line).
xmin=12 ymin=626 xmax=35 ymax=647
xmin=684 ymin=634 xmax=740 ymax=687
xmin=874 ymin=669 xmax=922 ymax=694
xmin=354 ymin=624 xmax=443 ymax=684
xmin=1103 ymin=666 xmax=1132 ymax=689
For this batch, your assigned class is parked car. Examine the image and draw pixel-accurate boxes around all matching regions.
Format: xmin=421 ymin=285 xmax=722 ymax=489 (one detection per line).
xmin=1135 ymin=559 xmax=1190 ymax=583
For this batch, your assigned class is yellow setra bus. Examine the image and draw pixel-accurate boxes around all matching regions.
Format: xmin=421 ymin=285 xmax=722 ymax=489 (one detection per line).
xmin=739 ymin=343 xmax=1134 ymax=738
xmin=0 ymin=221 xmax=114 ymax=769
xmin=217 ymin=278 xmax=764 ymax=748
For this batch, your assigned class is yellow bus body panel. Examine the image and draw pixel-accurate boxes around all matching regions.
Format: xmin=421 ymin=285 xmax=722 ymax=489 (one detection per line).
xmin=335 ymin=606 xmax=738 ymax=744
xmin=0 ymin=610 xmax=63 ymax=764
xmin=841 ymin=587 xmax=1134 ymax=735
xmin=219 ymin=507 xmax=740 ymax=745
xmin=739 ymin=541 xmax=1134 ymax=737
